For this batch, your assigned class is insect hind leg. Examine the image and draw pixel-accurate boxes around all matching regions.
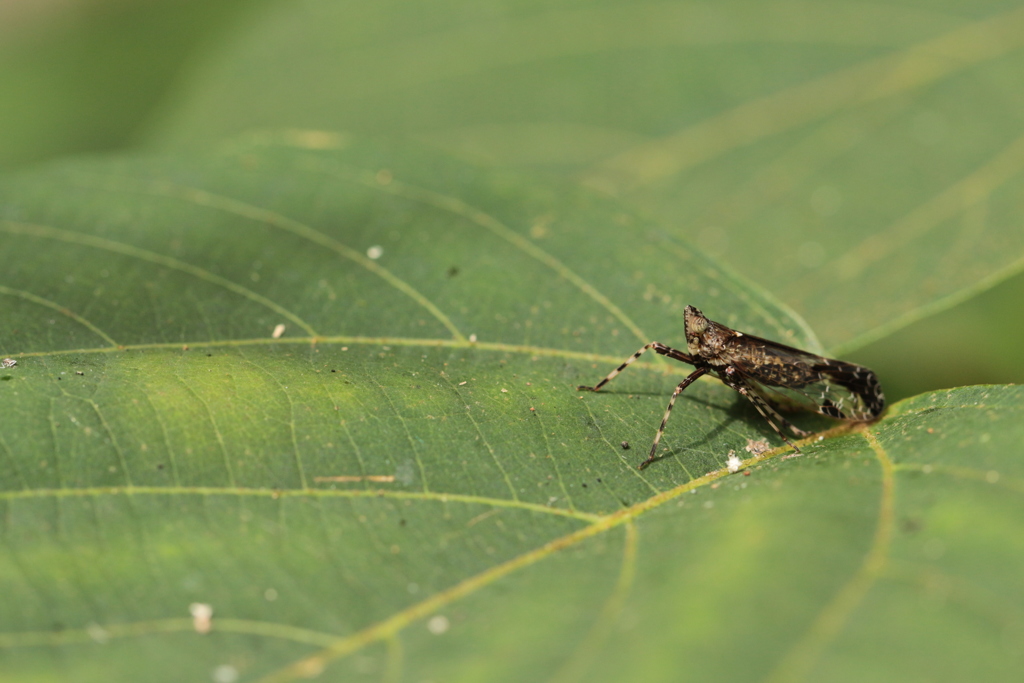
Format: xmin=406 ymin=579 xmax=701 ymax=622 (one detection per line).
xmin=726 ymin=376 xmax=804 ymax=456
xmin=749 ymin=390 xmax=812 ymax=439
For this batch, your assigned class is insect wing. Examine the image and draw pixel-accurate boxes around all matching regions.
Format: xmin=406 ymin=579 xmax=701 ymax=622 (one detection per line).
xmin=727 ymin=335 xmax=884 ymax=420
xmin=744 ymin=371 xmax=879 ymax=421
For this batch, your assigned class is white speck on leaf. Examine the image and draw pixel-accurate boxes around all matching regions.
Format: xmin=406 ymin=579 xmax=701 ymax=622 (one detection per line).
xmin=271 ymin=324 xmax=286 ymax=339
xmin=427 ymin=615 xmax=450 ymax=635
xmin=367 ymin=245 xmax=384 ymax=260
xmin=212 ymin=665 xmax=239 ymax=683
xmin=190 ymin=603 xmax=213 ymax=634
xmin=86 ymin=623 xmax=109 ymax=644
xmin=395 ymin=461 xmax=415 ymax=486
xmin=726 ymin=451 xmax=742 ymax=473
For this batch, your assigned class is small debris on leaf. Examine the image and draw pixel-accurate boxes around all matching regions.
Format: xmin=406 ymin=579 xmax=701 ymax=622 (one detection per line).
xmin=427 ymin=615 xmax=450 ymax=635
xmin=189 ymin=603 xmax=213 ymax=634
xmin=744 ymin=438 xmax=771 ymax=456
xmin=314 ymin=475 xmax=395 ymax=483
xmin=726 ymin=450 xmax=743 ymax=473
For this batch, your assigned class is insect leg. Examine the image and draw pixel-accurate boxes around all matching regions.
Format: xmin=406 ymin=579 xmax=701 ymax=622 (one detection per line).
xmin=577 ymin=342 xmax=692 ymax=392
xmin=744 ymin=388 xmax=812 ymax=438
xmin=724 ymin=374 xmax=803 ymax=455
xmin=638 ymin=367 xmax=708 ymax=470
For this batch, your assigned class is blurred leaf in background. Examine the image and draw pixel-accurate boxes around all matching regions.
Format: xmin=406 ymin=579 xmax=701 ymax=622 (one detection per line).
xmin=0 ymin=0 xmax=261 ymax=169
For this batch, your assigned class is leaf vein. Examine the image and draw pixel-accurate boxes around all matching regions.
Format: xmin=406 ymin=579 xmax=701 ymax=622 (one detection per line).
xmin=0 ymin=220 xmax=319 ymax=339
xmin=0 ymin=284 xmax=119 ymax=348
xmin=333 ymin=164 xmax=658 ymax=354
xmin=762 ymin=429 xmax=895 ymax=683
xmin=71 ymin=176 xmax=468 ymax=343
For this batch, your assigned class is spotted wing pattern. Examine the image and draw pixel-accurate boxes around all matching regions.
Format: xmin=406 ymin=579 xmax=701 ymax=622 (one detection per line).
xmin=725 ymin=334 xmax=885 ymax=421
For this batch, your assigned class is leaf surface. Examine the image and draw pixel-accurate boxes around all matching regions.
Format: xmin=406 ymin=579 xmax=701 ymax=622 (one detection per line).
xmin=0 ymin=142 xmax=1021 ymax=682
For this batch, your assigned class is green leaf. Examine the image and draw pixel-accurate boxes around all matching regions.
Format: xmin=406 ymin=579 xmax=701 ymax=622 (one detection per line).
xmin=0 ymin=0 xmax=260 ymax=169
xmin=1 ymin=141 xmax=1021 ymax=681
xmin=149 ymin=0 xmax=1024 ymax=350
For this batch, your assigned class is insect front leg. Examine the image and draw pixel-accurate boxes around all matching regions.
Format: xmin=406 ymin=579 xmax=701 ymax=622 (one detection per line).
xmin=638 ymin=367 xmax=708 ymax=470
xmin=722 ymin=369 xmax=803 ymax=456
xmin=577 ymin=342 xmax=691 ymax=392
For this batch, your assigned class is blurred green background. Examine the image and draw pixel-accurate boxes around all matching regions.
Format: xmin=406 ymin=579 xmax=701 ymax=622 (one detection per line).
xmin=1 ymin=0 xmax=1021 ymax=400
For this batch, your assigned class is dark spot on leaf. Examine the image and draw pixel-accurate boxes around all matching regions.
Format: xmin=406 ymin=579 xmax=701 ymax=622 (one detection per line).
xmin=446 ymin=266 xmax=459 ymax=277
xmin=901 ymin=517 xmax=923 ymax=534
xmin=399 ymin=519 xmax=407 ymax=527
xmin=331 ymin=369 xmax=336 ymax=372
xmin=0 ymin=376 xmax=11 ymax=381
xmin=621 ymin=441 xmax=630 ymax=450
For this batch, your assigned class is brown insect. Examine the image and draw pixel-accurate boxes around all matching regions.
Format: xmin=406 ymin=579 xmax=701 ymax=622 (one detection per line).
xmin=578 ymin=306 xmax=885 ymax=470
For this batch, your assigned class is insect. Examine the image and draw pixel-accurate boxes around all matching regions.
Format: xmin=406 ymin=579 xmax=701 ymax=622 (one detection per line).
xmin=577 ymin=306 xmax=885 ymax=470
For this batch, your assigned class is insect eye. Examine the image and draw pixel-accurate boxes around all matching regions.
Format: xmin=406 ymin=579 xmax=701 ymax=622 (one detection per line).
xmin=684 ymin=305 xmax=708 ymax=335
